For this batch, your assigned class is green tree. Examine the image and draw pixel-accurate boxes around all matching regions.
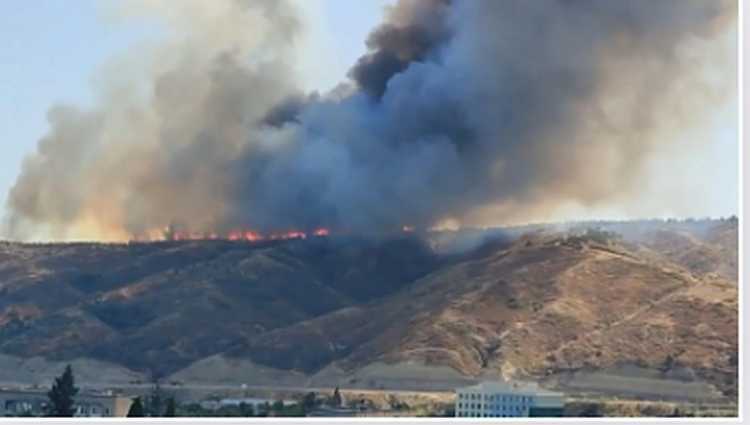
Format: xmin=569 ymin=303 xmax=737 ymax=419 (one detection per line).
xmin=272 ymin=400 xmax=285 ymax=412
xmin=331 ymin=386 xmax=342 ymax=407
xmin=302 ymin=392 xmax=317 ymax=412
xmin=127 ymin=397 xmax=145 ymax=417
xmin=256 ymin=402 xmax=270 ymax=417
xmin=164 ymin=398 xmax=176 ymax=417
xmin=146 ymin=381 xmax=163 ymax=416
xmin=239 ymin=402 xmax=255 ymax=417
xmin=47 ymin=364 xmax=79 ymax=417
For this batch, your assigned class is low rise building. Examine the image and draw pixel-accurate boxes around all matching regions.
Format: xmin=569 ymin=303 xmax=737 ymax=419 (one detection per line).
xmin=199 ymin=397 xmax=296 ymax=413
xmin=454 ymin=381 xmax=564 ymax=418
xmin=0 ymin=389 xmax=132 ymax=417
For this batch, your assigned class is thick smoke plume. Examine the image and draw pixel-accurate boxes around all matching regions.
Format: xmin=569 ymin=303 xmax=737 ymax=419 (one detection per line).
xmin=4 ymin=0 xmax=736 ymax=241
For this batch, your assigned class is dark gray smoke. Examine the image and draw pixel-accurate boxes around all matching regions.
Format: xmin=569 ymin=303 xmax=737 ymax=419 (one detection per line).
xmin=3 ymin=0 xmax=736 ymax=241
xmin=348 ymin=0 xmax=452 ymax=99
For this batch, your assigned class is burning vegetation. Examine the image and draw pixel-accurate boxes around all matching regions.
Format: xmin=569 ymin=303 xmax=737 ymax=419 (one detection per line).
xmin=151 ymin=226 xmax=331 ymax=243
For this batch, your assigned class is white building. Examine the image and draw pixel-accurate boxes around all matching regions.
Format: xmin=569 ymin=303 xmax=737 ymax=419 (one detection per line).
xmin=455 ymin=382 xmax=564 ymax=418
xmin=0 ymin=389 xmax=133 ymax=417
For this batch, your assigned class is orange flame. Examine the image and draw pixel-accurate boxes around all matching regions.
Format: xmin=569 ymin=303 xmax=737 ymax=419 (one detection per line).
xmin=313 ymin=228 xmax=330 ymax=236
xmin=143 ymin=227 xmax=333 ymax=243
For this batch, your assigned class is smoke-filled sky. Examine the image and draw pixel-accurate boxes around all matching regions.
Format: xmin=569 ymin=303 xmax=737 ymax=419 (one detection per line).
xmin=1 ymin=0 xmax=738 ymax=242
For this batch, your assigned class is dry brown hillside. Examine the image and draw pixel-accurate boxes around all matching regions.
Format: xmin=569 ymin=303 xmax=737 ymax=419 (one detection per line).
xmin=230 ymin=223 xmax=737 ymax=400
xmin=0 ymin=219 xmax=738 ymax=401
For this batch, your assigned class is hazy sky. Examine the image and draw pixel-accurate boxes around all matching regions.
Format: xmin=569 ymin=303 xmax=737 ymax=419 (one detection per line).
xmin=0 ymin=0 xmax=394 ymax=218
xmin=0 ymin=0 xmax=738 ymax=233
